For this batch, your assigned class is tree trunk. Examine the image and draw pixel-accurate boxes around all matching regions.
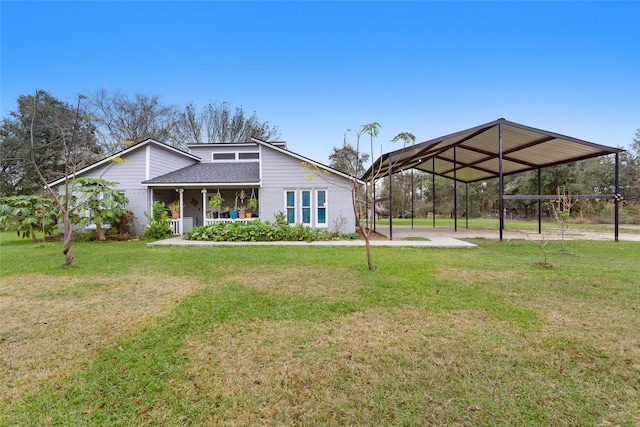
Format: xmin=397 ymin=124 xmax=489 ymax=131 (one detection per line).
xmin=62 ymin=212 xmax=75 ymax=266
xmin=96 ymin=223 xmax=106 ymax=241
xmin=30 ymin=225 xmax=37 ymax=242
xmin=362 ymin=228 xmax=375 ymax=271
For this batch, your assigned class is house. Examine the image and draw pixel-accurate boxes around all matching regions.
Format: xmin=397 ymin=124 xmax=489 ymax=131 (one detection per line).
xmin=50 ymin=139 xmax=359 ymax=235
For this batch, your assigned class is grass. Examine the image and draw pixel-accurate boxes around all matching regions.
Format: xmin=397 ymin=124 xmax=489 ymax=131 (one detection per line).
xmin=375 ymin=217 xmax=640 ymax=234
xmin=1 ymin=231 xmax=639 ymax=425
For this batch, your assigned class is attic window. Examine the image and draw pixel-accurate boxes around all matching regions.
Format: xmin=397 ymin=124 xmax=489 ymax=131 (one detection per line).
xmin=212 ymin=153 xmax=235 ymax=160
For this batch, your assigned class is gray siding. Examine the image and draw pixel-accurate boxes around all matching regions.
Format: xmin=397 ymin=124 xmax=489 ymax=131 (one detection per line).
xmin=81 ymin=147 xmax=147 ymax=189
xmin=260 ymin=146 xmax=356 ymax=233
xmin=59 ymin=143 xmax=198 ymax=234
xmin=149 ymin=145 xmax=198 ymax=179
xmin=189 ymin=143 xmax=259 ymax=163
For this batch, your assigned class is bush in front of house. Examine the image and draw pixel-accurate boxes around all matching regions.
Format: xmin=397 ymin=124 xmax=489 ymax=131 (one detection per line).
xmin=143 ymin=201 xmax=171 ymax=240
xmin=183 ymin=219 xmax=356 ymax=242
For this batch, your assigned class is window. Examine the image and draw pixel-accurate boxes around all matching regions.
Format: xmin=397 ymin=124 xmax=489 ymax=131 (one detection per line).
xmin=286 ymin=191 xmax=296 ymax=224
xmin=212 ymin=152 xmax=235 ymax=161
xmin=238 ymin=152 xmax=259 ymax=160
xmin=317 ymin=190 xmax=326 ymax=225
xmin=302 ymin=191 xmax=311 ymax=224
xmin=284 ymin=189 xmax=328 ymax=227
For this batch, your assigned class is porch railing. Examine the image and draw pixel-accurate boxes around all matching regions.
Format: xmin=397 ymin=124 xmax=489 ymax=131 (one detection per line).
xmin=169 ymin=217 xmax=259 ymax=235
xmin=169 ymin=219 xmax=181 ymax=235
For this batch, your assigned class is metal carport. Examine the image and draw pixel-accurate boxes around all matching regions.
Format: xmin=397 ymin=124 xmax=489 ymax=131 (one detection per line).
xmin=362 ymin=118 xmax=625 ymax=241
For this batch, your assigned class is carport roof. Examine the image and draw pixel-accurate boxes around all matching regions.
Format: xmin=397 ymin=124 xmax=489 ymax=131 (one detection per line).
xmin=362 ymin=118 xmax=624 ymax=183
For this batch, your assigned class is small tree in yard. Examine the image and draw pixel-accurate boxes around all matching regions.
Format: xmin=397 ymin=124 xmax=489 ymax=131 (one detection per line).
xmin=28 ymin=90 xmax=117 ymax=266
xmin=304 ymin=123 xmax=414 ymax=272
xmin=0 ymin=194 xmax=59 ymax=242
xmin=549 ymin=184 xmax=577 ymax=253
xmin=71 ymin=178 xmax=129 ymax=241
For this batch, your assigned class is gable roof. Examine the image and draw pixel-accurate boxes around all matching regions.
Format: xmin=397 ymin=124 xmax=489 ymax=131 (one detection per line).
xmin=142 ymin=162 xmax=260 ymax=186
xmin=48 ymin=139 xmax=200 ymax=187
xmin=363 ymin=118 xmax=624 ymax=183
xmin=251 ymin=137 xmax=364 ymax=184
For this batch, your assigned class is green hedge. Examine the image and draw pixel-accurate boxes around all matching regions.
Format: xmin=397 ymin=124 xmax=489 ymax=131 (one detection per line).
xmin=184 ymin=220 xmax=358 ymax=242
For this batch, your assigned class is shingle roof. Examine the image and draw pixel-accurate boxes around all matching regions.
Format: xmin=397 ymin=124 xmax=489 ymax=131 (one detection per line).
xmin=142 ymin=162 xmax=260 ymax=184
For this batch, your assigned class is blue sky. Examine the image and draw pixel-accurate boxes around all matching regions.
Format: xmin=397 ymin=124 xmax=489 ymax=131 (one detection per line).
xmin=2 ymin=1 xmax=639 ymax=163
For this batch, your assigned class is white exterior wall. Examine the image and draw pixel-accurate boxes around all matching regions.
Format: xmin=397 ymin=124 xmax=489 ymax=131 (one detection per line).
xmin=260 ymin=146 xmax=356 ymax=233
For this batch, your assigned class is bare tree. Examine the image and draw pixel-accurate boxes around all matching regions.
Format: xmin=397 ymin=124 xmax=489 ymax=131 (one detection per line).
xmin=305 ymin=123 xmax=414 ymax=271
xmin=89 ymin=89 xmax=179 ymax=152
xmin=29 ymin=91 xmax=117 ymax=266
xmin=356 ymin=126 xmax=415 ymax=271
xmin=175 ymin=101 xmax=281 ymax=144
xmin=549 ymin=184 xmax=577 ymax=252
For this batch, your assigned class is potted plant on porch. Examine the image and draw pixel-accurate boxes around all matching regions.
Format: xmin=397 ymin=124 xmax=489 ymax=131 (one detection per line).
xmin=246 ymin=193 xmax=258 ymax=218
xmin=230 ymin=190 xmax=246 ymax=219
xmin=208 ymin=190 xmax=224 ymax=218
xmin=168 ymin=200 xmax=181 ymax=219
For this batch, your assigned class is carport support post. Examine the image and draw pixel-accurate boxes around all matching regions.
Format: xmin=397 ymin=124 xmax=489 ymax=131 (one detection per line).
xmin=389 ymin=155 xmax=393 ymax=240
xmin=615 ymin=152 xmax=620 ymax=242
xmin=538 ymin=168 xmax=542 ymax=234
xmin=453 ymin=146 xmax=457 ymax=232
xmin=371 ymin=180 xmax=375 ymax=232
xmin=499 ymin=122 xmax=504 ymax=241
xmin=465 ymin=183 xmax=469 ymax=229
xmin=411 ymin=169 xmax=414 ymax=229
xmin=432 ymin=159 xmax=436 ymax=228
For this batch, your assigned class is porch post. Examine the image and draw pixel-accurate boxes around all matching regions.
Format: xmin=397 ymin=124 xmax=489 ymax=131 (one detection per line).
xmin=176 ymin=189 xmax=184 ymax=236
xmin=201 ymin=189 xmax=207 ymax=227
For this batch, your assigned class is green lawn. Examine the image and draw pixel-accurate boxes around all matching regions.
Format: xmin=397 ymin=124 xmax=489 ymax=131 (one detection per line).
xmin=1 ymin=232 xmax=639 ymax=426
xmin=375 ymin=217 xmax=640 ymax=233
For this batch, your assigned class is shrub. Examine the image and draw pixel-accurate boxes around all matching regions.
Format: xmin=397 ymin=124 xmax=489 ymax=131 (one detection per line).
xmin=143 ymin=201 xmax=170 ymax=240
xmin=183 ymin=220 xmax=352 ymax=242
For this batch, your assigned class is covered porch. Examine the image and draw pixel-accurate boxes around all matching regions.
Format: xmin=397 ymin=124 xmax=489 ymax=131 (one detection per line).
xmin=150 ymin=186 xmax=260 ymax=235
xmin=142 ymin=160 xmax=262 ymax=235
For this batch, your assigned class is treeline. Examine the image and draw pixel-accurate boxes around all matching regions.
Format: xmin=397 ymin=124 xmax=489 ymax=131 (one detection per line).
xmin=0 ymin=90 xmax=280 ymax=196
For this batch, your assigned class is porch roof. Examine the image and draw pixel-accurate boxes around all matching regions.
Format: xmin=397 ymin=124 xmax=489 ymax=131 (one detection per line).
xmin=142 ymin=162 xmax=260 ymax=186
